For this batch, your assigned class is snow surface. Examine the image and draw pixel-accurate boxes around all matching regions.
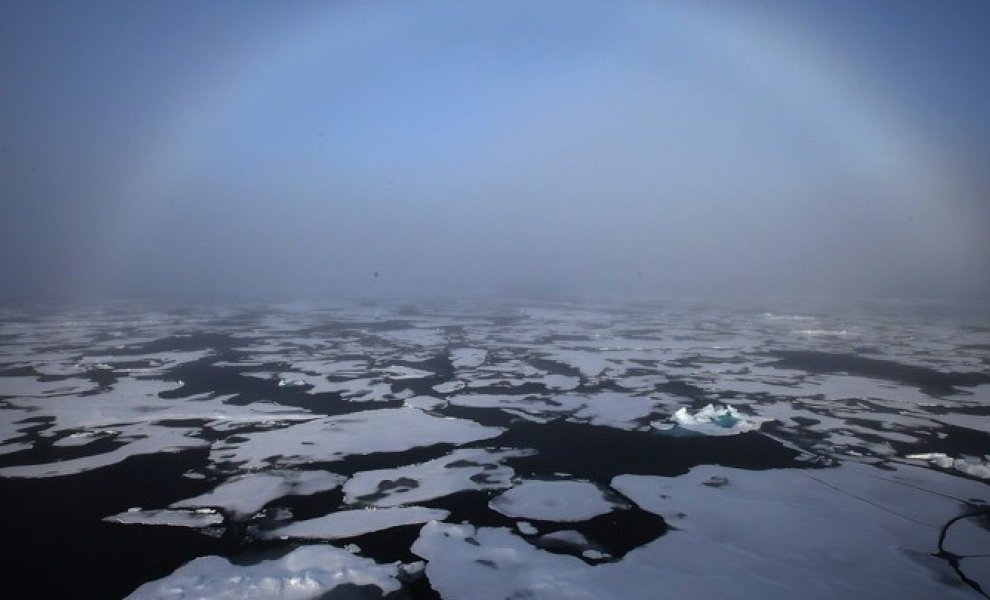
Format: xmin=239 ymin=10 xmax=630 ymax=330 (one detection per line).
xmin=170 ymin=470 xmax=345 ymax=518
xmin=209 ymin=407 xmax=504 ymax=471
xmin=567 ymin=392 xmax=661 ymax=430
xmin=907 ymin=452 xmax=990 ymax=479
xmin=489 ymin=480 xmax=625 ymax=522
xmin=343 ymin=448 xmax=530 ymax=507
xmin=126 ymin=544 xmax=406 ymax=599
xmin=414 ymin=461 xmax=986 ymax=599
xmin=103 ymin=507 xmax=224 ymax=528
xmin=450 ymin=348 xmax=487 ymax=369
xmin=264 ymin=506 xmax=449 ymax=540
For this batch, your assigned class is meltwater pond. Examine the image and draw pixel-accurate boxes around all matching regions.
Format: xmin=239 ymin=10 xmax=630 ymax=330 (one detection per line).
xmin=0 ymin=299 xmax=988 ymax=598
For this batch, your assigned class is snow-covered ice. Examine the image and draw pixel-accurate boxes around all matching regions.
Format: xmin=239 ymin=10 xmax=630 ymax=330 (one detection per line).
xmin=264 ymin=506 xmax=450 ymax=540
xmin=489 ymin=480 xmax=625 ymax=522
xmin=170 ymin=470 xmax=345 ymax=518
xmin=126 ymin=544 xmax=407 ymax=599
xmin=343 ymin=448 xmax=530 ymax=507
xmin=654 ymin=404 xmax=769 ymax=436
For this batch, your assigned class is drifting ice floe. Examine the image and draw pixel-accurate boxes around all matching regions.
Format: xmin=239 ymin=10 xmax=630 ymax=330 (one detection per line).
xmin=411 ymin=521 xmax=595 ymax=599
xmin=489 ymin=480 xmax=625 ymax=522
xmin=126 ymin=544 xmax=407 ymax=599
xmin=209 ymin=407 xmax=504 ymax=471
xmin=403 ymin=395 xmax=448 ymax=411
xmin=0 ymin=379 xmax=318 ymax=478
xmin=104 ymin=507 xmax=224 ymax=528
xmin=653 ymin=404 xmax=768 ymax=436
xmin=906 ymin=452 xmax=990 ymax=479
xmin=450 ymin=347 xmax=487 ymax=369
xmin=343 ymin=448 xmax=530 ymax=507
xmin=263 ymin=506 xmax=450 ymax=540
xmin=567 ymin=392 xmax=662 ymax=431
xmin=0 ymin=421 xmax=209 ymax=479
xmin=448 ymin=393 xmax=581 ymax=420
xmin=170 ymin=470 xmax=345 ymax=519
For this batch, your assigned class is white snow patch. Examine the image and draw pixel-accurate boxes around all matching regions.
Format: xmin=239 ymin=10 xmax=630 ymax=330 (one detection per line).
xmin=411 ymin=462 xmax=985 ymax=600
xmin=432 ymin=380 xmax=466 ymax=394
xmin=126 ymin=544 xmax=404 ymax=599
xmin=384 ymin=366 xmax=434 ymax=380
xmin=210 ymin=407 xmax=503 ymax=471
xmin=104 ymin=507 xmax=224 ymax=528
xmin=489 ymin=480 xmax=623 ymax=522
xmin=907 ymin=453 xmax=990 ymax=478
xmin=451 ymin=348 xmax=487 ymax=369
xmin=568 ymin=393 xmax=661 ymax=430
xmin=171 ymin=470 xmax=345 ymax=519
xmin=344 ymin=448 xmax=530 ymax=507
xmin=264 ymin=506 xmax=449 ymax=540
xmin=403 ymin=396 xmax=447 ymax=411
xmin=516 ymin=521 xmax=538 ymax=535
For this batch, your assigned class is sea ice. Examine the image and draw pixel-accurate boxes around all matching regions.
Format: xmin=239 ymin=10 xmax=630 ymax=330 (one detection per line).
xmin=209 ymin=407 xmax=504 ymax=471
xmin=489 ymin=480 xmax=624 ymax=522
xmin=450 ymin=348 xmax=487 ymax=369
xmin=411 ymin=521 xmax=594 ymax=600
xmin=126 ymin=544 xmax=406 ymax=599
xmin=403 ymin=395 xmax=448 ymax=411
xmin=343 ymin=448 xmax=530 ymax=507
xmin=653 ymin=404 xmax=768 ymax=436
xmin=907 ymin=452 xmax=990 ymax=479
xmin=412 ymin=462 xmax=985 ymax=600
xmin=0 ymin=421 xmax=209 ymax=478
xmin=171 ymin=470 xmax=345 ymax=519
xmin=432 ymin=380 xmax=466 ymax=394
xmin=383 ymin=365 xmax=434 ymax=380
xmin=447 ymin=393 xmax=582 ymax=421
xmin=567 ymin=392 xmax=662 ymax=430
xmin=103 ymin=507 xmax=224 ymax=528
xmin=263 ymin=506 xmax=449 ymax=540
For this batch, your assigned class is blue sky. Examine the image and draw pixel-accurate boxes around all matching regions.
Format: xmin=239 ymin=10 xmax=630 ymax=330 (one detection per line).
xmin=1 ymin=0 xmax=988 ymax=300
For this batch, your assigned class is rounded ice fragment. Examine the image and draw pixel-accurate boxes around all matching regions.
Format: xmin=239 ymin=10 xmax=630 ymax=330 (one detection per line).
xmin=489 ymin=480 xmax=623 ymax=522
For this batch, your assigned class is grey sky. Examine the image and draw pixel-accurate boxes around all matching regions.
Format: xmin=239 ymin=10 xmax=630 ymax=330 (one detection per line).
xmin=2 ymin=0 xmax=989 ymax=301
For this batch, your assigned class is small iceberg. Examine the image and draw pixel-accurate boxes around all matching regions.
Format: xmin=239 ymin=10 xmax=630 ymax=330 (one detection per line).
xmin=277 ymin=378 xmax=308 ymax=388
xmin=906 ymin=452 xmax=990 ymax=479
xmin=653 ymin=404 xmax=768 ymax=437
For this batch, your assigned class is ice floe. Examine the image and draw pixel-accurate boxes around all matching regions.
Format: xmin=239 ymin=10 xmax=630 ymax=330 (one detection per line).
xmin=0 ymin=421 xmax=209 ymax=478
xmin=489 ymin=480 xmax=625 ymax=522
xmin=126 ymin=544 xmax=407 ymax=599
xmin=567 ymin=392 xmax=662 ymax=430
xmin=171 ymin=470 xmax=345 ymax=519
xmin=263 ymin=506 xmax=449 ymax=540
xmin=413 ymin=461 xmax=986 ymax=599
xmin=209 ymin=407 xmax=504 ymax=471
xmin=451 ymin=348 xmax=487 ymax=369
xmin=104 ymin=507 xmax=224 ymax=528
xmin=403 ymin=395 xmax=448 ymax=411
xmin=906 ymin=452 xmax=990 ymax=479
xmin=432 ymin=380 xmax=466 ymax=394
xmin=411 ymin=521 xmax=595 ymax=599
xmin=343 ymin=448 xmax=530 ymax=507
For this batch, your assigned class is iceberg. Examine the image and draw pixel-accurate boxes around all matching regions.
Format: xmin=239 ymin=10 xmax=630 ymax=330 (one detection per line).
xmin=653 ymin=404 xmax=769 ymax=436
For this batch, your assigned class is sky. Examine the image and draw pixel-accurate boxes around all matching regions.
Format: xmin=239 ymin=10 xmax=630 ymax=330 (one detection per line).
xmin=1 ymin=0 xmax=989 ymax=302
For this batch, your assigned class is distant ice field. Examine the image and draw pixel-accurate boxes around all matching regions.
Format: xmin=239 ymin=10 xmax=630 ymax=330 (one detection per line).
xmin=0 ymin=299 xmax=988 ymax=598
